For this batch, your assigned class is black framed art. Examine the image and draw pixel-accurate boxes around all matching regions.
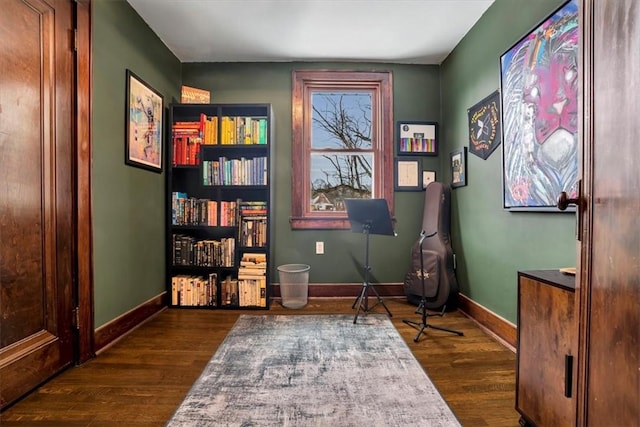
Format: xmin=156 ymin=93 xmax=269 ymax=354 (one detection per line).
xmin=468 ymin=90 xmax=501 ymax=160
xmin=450 ymin=148 xmax=467 ymax=189
xmin=125 ymin=69 xmax=164 ymax=173
xmin=397 ymin=121 xmax=438 ymax=156
xmin=422 ymin=170 xmax=436 ymax=189
xmin=395 ymin=157 xmax=422 ymax=191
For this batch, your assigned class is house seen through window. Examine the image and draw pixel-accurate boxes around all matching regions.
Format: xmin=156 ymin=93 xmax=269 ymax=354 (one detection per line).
xmin=291 ymin=70 xmax=393 ymax=229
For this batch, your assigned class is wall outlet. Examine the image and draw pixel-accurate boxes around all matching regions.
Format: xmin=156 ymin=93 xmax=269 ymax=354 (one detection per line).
xmin=315 ymin=241 xmax=324 ymax=255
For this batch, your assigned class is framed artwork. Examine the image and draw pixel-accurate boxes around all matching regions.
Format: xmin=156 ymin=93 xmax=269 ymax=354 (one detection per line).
xmin=468 ymin=90 xmax=501 ymax=160
xmin=450 ymin=148 xmax=467 ymax=189
xmin=422 ymin=170 xmax=436 ymax=189
xmin=125 ymin=69 xmax=164 ymax=172
xmin=499 ymin=0 xmax=579 ymax=210
xmin=397 ymin=121 xmax=438 ymax=156
xmin=395 ymin=157 xmax=422 ymax=191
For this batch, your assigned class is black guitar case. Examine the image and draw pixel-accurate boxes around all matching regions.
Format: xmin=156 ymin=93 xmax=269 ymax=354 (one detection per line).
xmin=403 ymin=182 xmax=459 ymax=311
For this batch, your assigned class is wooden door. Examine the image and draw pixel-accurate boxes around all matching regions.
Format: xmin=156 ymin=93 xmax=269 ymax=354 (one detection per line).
xmin=0 ymin=0 xmax=77 ymax=408
xmin=577 ymin=0 xmax=640 ymax=425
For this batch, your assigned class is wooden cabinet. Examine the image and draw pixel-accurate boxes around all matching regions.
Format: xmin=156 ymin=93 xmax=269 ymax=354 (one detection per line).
xmin=516 ymin=270 xmax=576 ymax=427
xmin=167 ymin=103 xmax=272 ymax=309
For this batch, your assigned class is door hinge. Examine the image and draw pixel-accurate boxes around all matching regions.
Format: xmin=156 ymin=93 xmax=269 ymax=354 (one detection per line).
xmin=73 ymin=28 xmax=78 ymax=52
xmin=72 ymin=307 xmax=80 ymax=330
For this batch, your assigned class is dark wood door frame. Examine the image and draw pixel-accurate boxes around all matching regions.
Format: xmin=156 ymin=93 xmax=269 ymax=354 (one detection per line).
xmin=75 ymin=0 xmax=94 ymax=364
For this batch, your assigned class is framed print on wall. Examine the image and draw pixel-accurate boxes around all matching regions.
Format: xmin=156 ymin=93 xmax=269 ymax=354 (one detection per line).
xmin=422 ymin=170 xmax=436 ymax=189
xmin=450 ymin=148 xmax=467 ymax=189
xmin=468 ymin=89 xmax=501 ymax=160
xmin=499 ymin=0 xmax=578 ymax=210
xmin=397 ymin=121 xmax=438 ymax=156
xmin=395 ymin=157 xmax=422 ymax=191
xmin=125 ymin=69 xmax=164 ymax=173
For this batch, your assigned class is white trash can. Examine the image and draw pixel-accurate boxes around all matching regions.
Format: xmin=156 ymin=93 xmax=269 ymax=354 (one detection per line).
xmin=277 ymin=264 xmax=310 ymax=309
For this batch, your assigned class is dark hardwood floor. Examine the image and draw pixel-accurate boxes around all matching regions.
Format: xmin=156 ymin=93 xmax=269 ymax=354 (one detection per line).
xmin=0 ymin=298 xmax=520 ymax=426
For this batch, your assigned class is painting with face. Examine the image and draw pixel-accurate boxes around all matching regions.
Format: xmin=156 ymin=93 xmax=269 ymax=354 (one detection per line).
xmin=500 ymin=0 xmax=578 ymax=210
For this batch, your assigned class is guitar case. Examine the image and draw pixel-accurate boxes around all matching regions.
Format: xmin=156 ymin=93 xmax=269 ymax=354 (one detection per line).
xmin=403 ymin=182 xmax=459 ymax=311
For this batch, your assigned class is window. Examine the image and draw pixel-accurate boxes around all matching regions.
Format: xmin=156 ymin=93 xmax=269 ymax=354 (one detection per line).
xmin=291 ymin=70 xmax=394 ymax=229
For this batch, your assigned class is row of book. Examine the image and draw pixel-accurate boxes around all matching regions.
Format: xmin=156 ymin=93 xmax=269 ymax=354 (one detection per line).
xmin=171 ymin=273 xmax=217 ymax=307
xmin=239 ymin=216 xmax=267 ymax=247
xmin=171 ymin=113 xmax=219 ymax=145
xmin=238 ymin=201 xmax=268 ymax=247
xmin=171 ymin=115 xmax=268 ymax=166
xmin=169 ymin=272 xmax=266 ymax=308
xmin=172 ymin=192 xmax=215 ymax=226
xmin=174 ymin=115 xmax=268 ymax=146
xmin=172 ymin=235 xmax=235 ymax=267
xmin=171 ymin=193 xmax=241 ymax=227
xmin=218 ymin=275 xmax=266 ymax=307
xmin=172 ymin=135 xmax=202 ymax=166
xmin=236 ymin=253 xmax=267 ymax=307
xmin=202 ymin=156 xmax=267 ymax=186
xmin=220 ymin=116 xmax=268 ymax=145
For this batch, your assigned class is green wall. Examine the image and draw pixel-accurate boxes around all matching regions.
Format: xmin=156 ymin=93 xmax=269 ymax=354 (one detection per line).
xmin=182 ymin=63 xmax=441 ymax=285
xmin=92 ymin=0 xmax=577 ymax=328
xmin=92 ymin=0 xmax=181 ymax=327
xmin=439 ymin=0 xmax=576 ymax=322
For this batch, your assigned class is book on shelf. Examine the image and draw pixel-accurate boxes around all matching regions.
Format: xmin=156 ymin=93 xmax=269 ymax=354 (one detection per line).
xmin=238 ymin=277 xmax=267 ymax=307
xmin=172 ymin=114 xmax=220 ymax=166
xmin=239 ymin=216 xmax=267 ymax=247
xmin=171 ymin=273 xmax=217 ymax=307
xmin=172 ymin=135 xmax=201 ymax=166
xmin=202 ymin=157 xmax=267 ymax=186
xmin=168 ymin=104 xmax=271 ymax=311
xmin=172 ymin=235 xmax=235 ymax=267
xmin=238 ymin=202 xmax=267 ymax=246
xmin=171 ymin=192 xmax=218 ymax=226
xmin=221 ymin=275 xmax=239 ymax=306
xmin=220 ymin=116 xmax=268 ymax=145
xmin=236 ymin=252 xmax=267 ymax=307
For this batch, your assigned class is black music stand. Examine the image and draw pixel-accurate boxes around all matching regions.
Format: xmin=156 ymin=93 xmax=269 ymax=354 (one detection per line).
xmin=402 ymin=230 xmax=464 ymax=342
xmin=344 ymin=198 xmax=395 ymax=324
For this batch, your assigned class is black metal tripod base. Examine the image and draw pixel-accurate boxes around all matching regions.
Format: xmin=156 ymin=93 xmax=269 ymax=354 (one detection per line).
xmin=402 ymin=304 xmax=463 ymax=342
xmin=353 ymin=282 xmax=392 ymax=324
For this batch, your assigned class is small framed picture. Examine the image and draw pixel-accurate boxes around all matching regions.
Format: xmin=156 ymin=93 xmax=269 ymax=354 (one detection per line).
xmin=422 ymin=171 xmax=436 ymax=189
xmin=395 ymin=157 xmax=422 ymax=191
xmin=397 ymin=121 xmax=438 ymax=156
xmin=450 ymin=148 xmax=467 ymax=188
xmin=125 ymin=69 xmax=164 ymax=173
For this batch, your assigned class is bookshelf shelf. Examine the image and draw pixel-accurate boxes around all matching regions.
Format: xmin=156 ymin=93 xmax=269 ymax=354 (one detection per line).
xmin=167 ymin=103 xmax=272 ymax=310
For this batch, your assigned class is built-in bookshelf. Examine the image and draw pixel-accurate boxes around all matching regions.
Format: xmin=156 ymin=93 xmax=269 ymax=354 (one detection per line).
xmin=167 ymin=103 xmax=272 ymax=309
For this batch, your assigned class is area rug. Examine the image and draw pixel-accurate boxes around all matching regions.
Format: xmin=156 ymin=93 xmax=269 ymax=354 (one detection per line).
xmin=166 ymin=314 xmax=460 ymax=426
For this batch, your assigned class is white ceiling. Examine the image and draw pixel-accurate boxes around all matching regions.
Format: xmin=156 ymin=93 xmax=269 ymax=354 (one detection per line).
xmin=126 ymin=0 xmax=494 ymax=64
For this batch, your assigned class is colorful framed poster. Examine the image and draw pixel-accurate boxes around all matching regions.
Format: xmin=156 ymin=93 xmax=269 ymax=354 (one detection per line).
xmin=499 ymin=0 xmax=579 ymax=210
xmin=125 ymin=69 xmax=164 ymax=172
xmin=397 ymin=121 xmax=438 ymax=156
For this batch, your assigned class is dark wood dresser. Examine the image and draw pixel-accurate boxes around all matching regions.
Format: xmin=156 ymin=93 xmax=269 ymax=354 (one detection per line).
xmin=516 ymin=270 xmax=576 ymax=427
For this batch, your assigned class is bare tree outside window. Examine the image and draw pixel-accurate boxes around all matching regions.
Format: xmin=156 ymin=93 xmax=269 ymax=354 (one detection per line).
xmin=291 ymin=70 xmax=393 ymax=230
xmin=310 ymin=92 xmax=373 ymax=212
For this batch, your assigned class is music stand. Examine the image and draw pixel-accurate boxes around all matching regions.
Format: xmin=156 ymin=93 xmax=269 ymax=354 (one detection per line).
xmin=344 ymin=198 xmax=395 ymax=324
xmin=402 ymin=230 xmax=464 ymax=342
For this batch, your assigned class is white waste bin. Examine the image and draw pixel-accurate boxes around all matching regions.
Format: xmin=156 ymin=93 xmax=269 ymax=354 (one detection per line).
xmin=277 ymin=264 xmax=310 ymax=309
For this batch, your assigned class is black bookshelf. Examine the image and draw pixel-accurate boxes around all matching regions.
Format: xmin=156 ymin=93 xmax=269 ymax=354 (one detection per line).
xmin=166 ymin=103 xmax=272 ymax=309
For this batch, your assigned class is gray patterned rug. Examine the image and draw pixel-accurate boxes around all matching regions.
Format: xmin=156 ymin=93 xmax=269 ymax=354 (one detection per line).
xmin=167 ymin=314 xmax=461 ymax=426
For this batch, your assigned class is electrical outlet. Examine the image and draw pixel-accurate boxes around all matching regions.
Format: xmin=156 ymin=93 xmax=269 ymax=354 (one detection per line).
xmin=315 ymin=241 xmax=324 ymax=255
